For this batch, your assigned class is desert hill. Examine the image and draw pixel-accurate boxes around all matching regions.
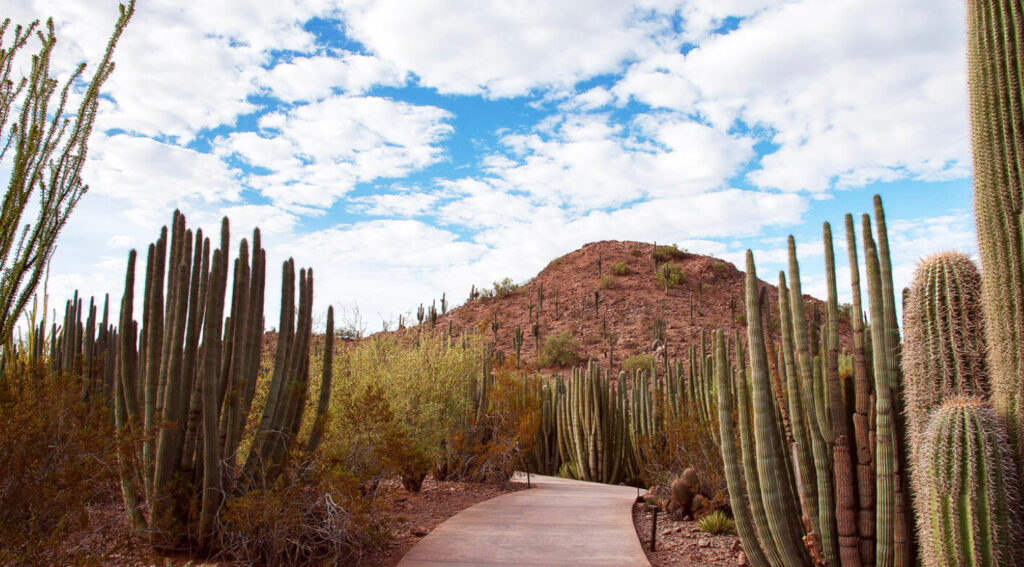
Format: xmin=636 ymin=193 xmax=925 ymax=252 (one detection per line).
xmin=407 ymin=240 xmax=845 ymax=372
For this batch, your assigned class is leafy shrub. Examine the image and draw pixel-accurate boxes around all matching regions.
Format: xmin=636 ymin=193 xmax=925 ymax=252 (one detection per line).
xmin=0 ymin=360 xmax=119 ymax=565
xmin=219 ymin=460 xmax=386 ymax=566
xmin=480 ymin=277 xmax=521 ymax=299
xmin=653 ymin=244 xmax=687 ymax=262
xmin=599 ymin=274 xmax=616 ymax=289
xmin=696 ymin=510 xmax=736 ymax=536
xmin=623 ymin=353 xmax=655 ymax=373
xmin=657 ymin=262 xmax=685 ymax=289
xmin=711 ymin=260 xmax=728 ymax=275
xmin=610 ymin=261 xmax=633 ymax=276
xmin=635 ymin=405 xmax=726 ymax=508
xmin=537 ymin=331 xmax=581 ymax=368
xmin=330 ymin=334 xmax=482 ymax=485
xmin=441 ymin=369 xmax=540 ymax=483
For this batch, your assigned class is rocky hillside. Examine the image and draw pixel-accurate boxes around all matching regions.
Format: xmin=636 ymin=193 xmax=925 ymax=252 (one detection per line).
xmin=405 ymin=240 xmax=846 ymax=373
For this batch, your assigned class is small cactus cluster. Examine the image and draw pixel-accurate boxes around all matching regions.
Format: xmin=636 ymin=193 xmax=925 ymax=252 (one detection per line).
xmin=667 ymin=467 xmax=706 ymax=519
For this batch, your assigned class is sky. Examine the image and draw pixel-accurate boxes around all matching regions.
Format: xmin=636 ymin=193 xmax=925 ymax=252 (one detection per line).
xmin=7 ymin=0 xmax=976 ymax=333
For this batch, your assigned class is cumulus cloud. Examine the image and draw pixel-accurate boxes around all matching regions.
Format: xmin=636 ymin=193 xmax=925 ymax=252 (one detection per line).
xmin=483 ymin=112 xmax=754 ymax=210
xmin=614 ymin=0 xmax=969 ymax=194
xmin=217 ymin=95 xmax=454 ymax=208
xmin=257 ymin=53 xmax=405 ymax=102
xmin=337 ymin=0 xmax=674 ymax=97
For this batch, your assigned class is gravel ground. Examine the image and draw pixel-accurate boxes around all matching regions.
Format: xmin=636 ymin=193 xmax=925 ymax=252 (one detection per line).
xmin=633 ymin=501 xmax=746 ymax=567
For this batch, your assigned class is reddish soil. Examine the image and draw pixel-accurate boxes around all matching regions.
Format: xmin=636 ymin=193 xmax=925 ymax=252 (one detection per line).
xmin=411 ymin=240 xmax=849 ymax=374
xmin=633 ymin=502 xmax=745 ymax=567
xmin=55 ymin=478 xmax=523 ymax=567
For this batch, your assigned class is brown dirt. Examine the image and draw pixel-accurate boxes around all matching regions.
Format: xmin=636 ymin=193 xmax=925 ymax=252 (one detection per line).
xmin=404 ymin=240 xmax=850 ymax=374
xmin=633 ymin=502 xmax=745 ymax=567
xmin=55 ymin=478 xmax=523 ymax=566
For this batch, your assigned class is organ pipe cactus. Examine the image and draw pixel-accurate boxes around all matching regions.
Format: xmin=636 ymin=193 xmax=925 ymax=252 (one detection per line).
xmin=108 ymin=211 xmax=328 ymax=550
xmin=915 ymin=397 xmax=1021 ymax=567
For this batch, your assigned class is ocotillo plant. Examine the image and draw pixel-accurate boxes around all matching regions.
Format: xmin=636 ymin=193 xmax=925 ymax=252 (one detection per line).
xmin=110 ymin=211 xmax=330 ymax=550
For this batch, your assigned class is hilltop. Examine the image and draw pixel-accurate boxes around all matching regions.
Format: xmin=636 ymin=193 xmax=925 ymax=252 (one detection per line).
xmin=406 ymin=240 xmax=844 ymax=372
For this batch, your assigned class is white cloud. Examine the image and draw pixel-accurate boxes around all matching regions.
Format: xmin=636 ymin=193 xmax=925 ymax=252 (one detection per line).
xmin=349 ymin=191 xmax=440 ymax=218
xmin=614 ymin=0 xmax=968 ymax=194
xmin=218 ymin=95 xmax=454 ymax=208
xmin=484 ymin=112 xmax=754 ymax=210
xmin=85 ymin=133 xmax=241 ymax=224
xmin=258 ymin=53 xmax=405 ymax=102
xmin=337 ymin=0 xmax=673 ymax=97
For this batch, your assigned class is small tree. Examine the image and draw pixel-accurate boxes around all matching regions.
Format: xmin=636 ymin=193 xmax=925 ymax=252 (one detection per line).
xmin=0 ymin=3 xmax=134 ymax=344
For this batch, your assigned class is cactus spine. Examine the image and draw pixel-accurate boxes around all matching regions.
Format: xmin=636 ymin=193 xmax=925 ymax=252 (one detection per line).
xmin=915 ymin=397 xmax=1021 ymax=567
xmin=967 ymin=0 xmax=1024 ymax=465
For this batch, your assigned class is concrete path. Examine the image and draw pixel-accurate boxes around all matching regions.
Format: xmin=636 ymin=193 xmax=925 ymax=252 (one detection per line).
xmin=397 ymin=474 xmax=651 ymax=567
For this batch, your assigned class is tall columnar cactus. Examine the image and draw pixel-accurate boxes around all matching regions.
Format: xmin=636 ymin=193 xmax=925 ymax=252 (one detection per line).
xmin=109 ymin=211 xmax=328 ymax=550
xmin=555 ymin=360 xmax=631 ymax=484
xmin=903 ymin=252 xmax=989 ymax=450
xmin=915 ymin=397 xmax=1022 ymax=567
xmin=845 ymin=214 xmax=876 ymax=565
xmin=714 ymin=329 xmax=771 ymax=567
xmin=967 ymin=0 xmax=1024 ymax=464
xmin=512 ymin=325 xmax=523 ymax=367
xmin=745 ymin=250 xmax=815 ymax=566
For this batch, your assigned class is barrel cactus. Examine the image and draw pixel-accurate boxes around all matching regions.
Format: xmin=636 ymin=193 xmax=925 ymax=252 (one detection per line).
xmin=915 ymin=396 xmax=1021 ymax=567
xmin=903 ymin=251 xmax=988 ymax=450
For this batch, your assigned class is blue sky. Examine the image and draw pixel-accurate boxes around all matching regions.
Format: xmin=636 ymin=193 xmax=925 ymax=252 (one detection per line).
xmin=9 ymin=0 xmax=975 ymax=331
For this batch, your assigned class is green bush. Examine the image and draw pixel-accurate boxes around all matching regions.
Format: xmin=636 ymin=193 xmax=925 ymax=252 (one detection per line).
xmin=623 ymin=353 xmax=655 ymax=373
xmin=657 ymin=262 xmax=685 ymax=289
xmin=480 ymin=277 xmax=521 ymax=298
xmin=537 ymin=331 xmax=581 ymax=368
xmin=610 ymin=261 xmax=633 ymax=276
xmin=654 ymin=244 xmax=687 ymax=262
xmin=599 ymin=275 xmax=616 ymax=289
xmin=711 ymin=260 xmax=728 ymax=275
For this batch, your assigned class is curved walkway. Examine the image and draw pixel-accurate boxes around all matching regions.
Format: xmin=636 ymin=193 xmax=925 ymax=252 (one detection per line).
xmin=397 ymin=474 xmax=651 ymax=567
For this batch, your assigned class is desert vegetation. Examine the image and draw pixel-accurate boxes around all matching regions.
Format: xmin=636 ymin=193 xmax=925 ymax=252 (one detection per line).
xmin=3 ymin=0 xmax=1024 ymax=566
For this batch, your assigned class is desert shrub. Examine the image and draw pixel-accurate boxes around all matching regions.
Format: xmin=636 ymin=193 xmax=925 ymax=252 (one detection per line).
xmin=537 ymin=331 xmax=581 ymax=368
xmin=653 ymin=244 xmax=687 ymax=262
xmin=480 ymin=277 xmax=521 ymax=298
xmin=696 ymin=510 xmax=735 ymax=535
xmin=0 ymin=360 xmax=119 ymax=565
xmin=657 ymin=262 xmax=685 ymax=289
xmin=622 ymin=353 xmax=655 ymax=373
xmin=218 ymin=458 xmax=386 ymax=566
xmin=442 ymin=369 xmax=540 ymax=483
xmin=635 ymin=405 xmax=726 ymax=508
xmin=610 ymin=261 xmax=633 ymax=276
xmin=599 ymin=274 xmax=616 ymax=289
xmin=630 ymin=247 xmax=642 ymax=257
xmin=330 ymin=334 xmax=482 ymax=487
xmin=711 ymin=260 xmax=728 ymax=275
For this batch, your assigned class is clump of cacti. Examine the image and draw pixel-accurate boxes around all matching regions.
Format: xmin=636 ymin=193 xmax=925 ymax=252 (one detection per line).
xmin=108 ymin=211 xmax=331 ymax=551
